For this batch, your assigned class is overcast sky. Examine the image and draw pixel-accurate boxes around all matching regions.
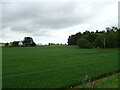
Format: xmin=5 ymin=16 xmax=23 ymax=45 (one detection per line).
xmin=0 ymin=0 xmax=119 ymax=44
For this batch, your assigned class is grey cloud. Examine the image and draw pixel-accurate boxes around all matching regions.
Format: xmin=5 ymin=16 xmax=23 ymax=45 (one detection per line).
xmin=1 ymin=0 xmax=119 ymax=43
xmin=3 ymin=2 xmax=96 ymax=33
xmin=3 ymin=3 xmax=94 ymax=28
xmin=3 ymin=2 xmax=88 ymax=34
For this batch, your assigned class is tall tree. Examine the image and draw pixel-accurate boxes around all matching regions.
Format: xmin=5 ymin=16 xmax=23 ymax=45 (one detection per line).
xmin=23 ymin=37 xmax=36 ymax=46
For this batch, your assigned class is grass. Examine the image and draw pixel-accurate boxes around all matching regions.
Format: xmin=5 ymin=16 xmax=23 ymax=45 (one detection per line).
xmin=92 ymin=73 xmax=119 ymax=88
xmin=79 ymin=73 xmax=119 ymax=88
xmin=0 ymin=43 xmax=4 ymax=47
xmin=2 ymin=46 xmax=118 ymax=88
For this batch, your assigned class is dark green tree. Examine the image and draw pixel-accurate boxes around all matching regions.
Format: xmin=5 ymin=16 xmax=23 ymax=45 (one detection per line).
xmin=68 ymin=32 xmax=82 ymax=45
xmin=117 ymin=28 xmax=120 ymax=48
xmin=23 ymin=37 xmax=36 ymax=46
xmin=77 ymin=37 xmax=91 ymax=48
xmin=94 ymin=34 xmax=105 ymax=48
xmin=11 ymin=41 xmax=19 ymax=47
xmin=4 ymin=43 xmax=9 ymax=47
xmin=68 ymin=26 xmax=119 ymax=48
xmin=105 ymin=30 xmax=117 ymax=48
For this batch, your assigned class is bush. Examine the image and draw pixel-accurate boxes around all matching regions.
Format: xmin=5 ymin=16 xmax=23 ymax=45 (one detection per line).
xmin=77 ymin=38 xmax=91 ymax=48
xmin=4 ymin=43 xmax=9 ymax=47
xmin=31 ymin=42 xmax=36 ymax=46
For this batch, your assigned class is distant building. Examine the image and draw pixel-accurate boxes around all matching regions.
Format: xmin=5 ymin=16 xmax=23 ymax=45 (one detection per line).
xmin=9 ymin=37 xmax=36 ymax=47
xmin=18 ymin=41 xmax=23 ymax=46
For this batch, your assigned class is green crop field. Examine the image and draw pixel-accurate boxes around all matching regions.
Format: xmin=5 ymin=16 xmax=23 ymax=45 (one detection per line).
xmin=2 ymin=46 xmax=119 ymax=88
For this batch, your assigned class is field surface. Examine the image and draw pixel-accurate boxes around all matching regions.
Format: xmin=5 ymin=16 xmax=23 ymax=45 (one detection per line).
xmin=2 ymin=46 xmax=118 ymax=88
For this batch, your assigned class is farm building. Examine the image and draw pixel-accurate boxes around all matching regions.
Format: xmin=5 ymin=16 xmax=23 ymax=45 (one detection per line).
xmin=7 ymin=37 xmax=36 ymax=47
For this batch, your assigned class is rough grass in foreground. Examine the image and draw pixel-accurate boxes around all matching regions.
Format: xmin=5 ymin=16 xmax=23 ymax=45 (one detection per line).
xmin=2 ymin=46 xmax=118 ymax=88
xmin=79 ymin=73 xmax=119 ymax=88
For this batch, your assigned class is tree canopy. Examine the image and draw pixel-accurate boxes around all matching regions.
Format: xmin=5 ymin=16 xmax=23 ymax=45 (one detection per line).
xmin=68 ymin=26 xmax=119 ymax=48
xmin=5 ymin=37 xmax=36 ymax=47
xmin=23 ymin=37 xmax=36 ymax=46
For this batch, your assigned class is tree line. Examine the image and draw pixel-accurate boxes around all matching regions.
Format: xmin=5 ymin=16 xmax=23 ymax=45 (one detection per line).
xmin=48 ymin=43 xmax=67 ymax=46
xmin=4 ymin=37 xmax=36 ymax=47
xmin=68 ymin=26 xmax=120 ymax=48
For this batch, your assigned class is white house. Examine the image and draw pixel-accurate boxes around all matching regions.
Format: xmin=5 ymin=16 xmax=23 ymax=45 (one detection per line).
xmin=18 ymin=41 xmax=23 ymax=46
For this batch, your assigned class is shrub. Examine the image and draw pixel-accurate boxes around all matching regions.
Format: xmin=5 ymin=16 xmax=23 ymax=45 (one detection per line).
xmin=77 ymin=38 xmax=91 ymax=48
